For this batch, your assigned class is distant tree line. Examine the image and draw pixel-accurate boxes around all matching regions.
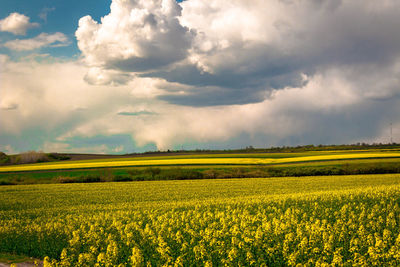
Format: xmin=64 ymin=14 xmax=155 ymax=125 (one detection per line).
xmin=127 ymin=142 xmax=400 ymax=155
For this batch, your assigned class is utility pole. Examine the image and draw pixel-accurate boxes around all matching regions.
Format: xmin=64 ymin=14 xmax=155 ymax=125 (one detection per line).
xmin=390 ymin=123 xmax=393 ymax=144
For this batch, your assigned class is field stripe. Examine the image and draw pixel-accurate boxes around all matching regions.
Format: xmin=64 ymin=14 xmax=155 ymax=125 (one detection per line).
xmin=1 ymin=152 xmax=400 ymax=172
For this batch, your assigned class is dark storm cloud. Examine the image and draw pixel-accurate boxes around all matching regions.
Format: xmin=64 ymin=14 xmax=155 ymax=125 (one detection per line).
xmin=159 ymin=86 xmax=266 ymax=106
xmin=145 ymin=0 xmax=400 ymax=106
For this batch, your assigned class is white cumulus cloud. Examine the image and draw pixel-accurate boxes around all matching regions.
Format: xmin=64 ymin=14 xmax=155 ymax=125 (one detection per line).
xmin=76 ymin=0 xmax=194 ymax=86
xmin=0 ymin=12 xmax=39 ymax=35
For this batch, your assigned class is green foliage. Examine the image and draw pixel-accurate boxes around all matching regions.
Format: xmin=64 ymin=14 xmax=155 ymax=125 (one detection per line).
xmin=158 ymin=168 xmax=203 ymax=180
xmin=113 ymin=175 xmax=133 ymax=182
xmin=0 ymin=180 xmax=15 ymax=185
xmin=47 ymin=153 xmax=70 ymax=161
xmin=57 ymin=175 xmax=102 ymax=183
xmin=0 ymin=152 xmax=10 ymax=165
xmin=128 ymin=167 xmax=203 ymax=181
xmin=266 ymin=162 xmax=400 ymax=177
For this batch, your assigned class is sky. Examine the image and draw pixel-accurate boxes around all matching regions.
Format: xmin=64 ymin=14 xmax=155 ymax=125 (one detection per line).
xmin=1 ymin=0 xmax=400 ymax=154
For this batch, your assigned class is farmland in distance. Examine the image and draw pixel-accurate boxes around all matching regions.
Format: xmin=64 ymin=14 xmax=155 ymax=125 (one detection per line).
xmin=1 ymin=148 xmax=400 ymax=185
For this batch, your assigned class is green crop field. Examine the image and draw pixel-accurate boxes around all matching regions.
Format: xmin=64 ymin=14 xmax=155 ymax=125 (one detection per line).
xmin=2 ymin=174 xmax=400 ymax=266
xmin=1 ymin=150 xmax=400 ymax=173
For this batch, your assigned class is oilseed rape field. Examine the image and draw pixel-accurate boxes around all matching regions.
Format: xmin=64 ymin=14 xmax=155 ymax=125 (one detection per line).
xmin=2 ymin=174 xmax=400 ymax=266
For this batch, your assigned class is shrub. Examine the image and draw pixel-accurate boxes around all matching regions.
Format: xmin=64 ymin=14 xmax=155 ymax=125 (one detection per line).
xmin=48 ymin=153 xmax=70 ymax=161
xmin=203 ymin=169 xmax=218 ymax=179
xmin=0 ymin=180 xmax=15 ymax=185
xmin=0 ymin=152 xmax=10 ymax=165
xmin=99 ymin=169 xmax=114 ymax=182
xmin=145 ymin=167 xmax=161 ymax=178
xmin=113 ymin=175 xmax=133 ymax=182
xmin=82 ymin=175 xmax=102 ymax=183
xmin=56 ymin=176 xmax=77 ymax=183
xmin=131 ymin=176 xmax=146 ymax=181
xmin=127 ymin=169 xmax=144 ymax=176
xmin=162 ymin=168 xmax=204 ymax=180
xmin=57 ymin=175 xmax=102 ymax=183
